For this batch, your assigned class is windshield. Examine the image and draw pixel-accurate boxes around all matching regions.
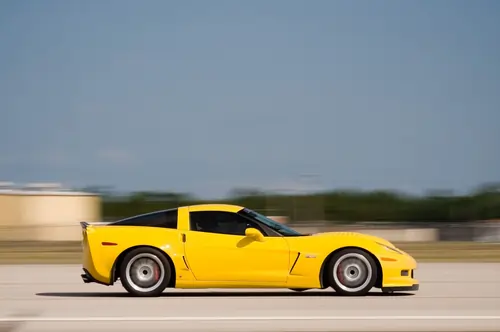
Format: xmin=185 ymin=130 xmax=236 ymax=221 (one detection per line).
xmin=239 ymin=208 xmax=303 ymax=236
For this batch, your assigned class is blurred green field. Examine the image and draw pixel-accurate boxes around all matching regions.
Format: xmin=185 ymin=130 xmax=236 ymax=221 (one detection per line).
xmin=0 ymin=241 xmax=500 ymax=264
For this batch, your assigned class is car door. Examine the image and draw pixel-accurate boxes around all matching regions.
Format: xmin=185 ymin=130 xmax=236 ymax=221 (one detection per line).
xmin=183 ymin=210 xmax=290 ymax=283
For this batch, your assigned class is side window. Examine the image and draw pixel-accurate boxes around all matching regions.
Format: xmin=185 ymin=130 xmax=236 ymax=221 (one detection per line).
xmin=162 ymin=209 xmax=178 ymax=229
xmin=189 ymin=211 xmax=263 ymax=236
xmin=113 ymin=209 xmax=178 ymax=229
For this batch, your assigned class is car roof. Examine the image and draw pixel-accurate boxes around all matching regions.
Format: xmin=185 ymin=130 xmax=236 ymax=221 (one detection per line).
xmin=186 ymin=203 xmax=244 ymax=213
xmin=112 ymin=203 xmax=245 ymax=223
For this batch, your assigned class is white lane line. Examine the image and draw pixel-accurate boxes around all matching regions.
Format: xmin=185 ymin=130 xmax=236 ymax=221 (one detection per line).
xmin=0 ymin=316 xmax=500 ymax=322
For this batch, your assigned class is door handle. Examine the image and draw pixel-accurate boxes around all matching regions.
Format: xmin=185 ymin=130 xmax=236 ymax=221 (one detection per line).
xmin=181 ymin=233 xmax=186 ymax=242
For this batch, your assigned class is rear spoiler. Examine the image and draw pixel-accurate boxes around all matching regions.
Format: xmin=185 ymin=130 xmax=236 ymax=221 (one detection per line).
xmin=80 ymin=221 xmax=110 ymax=229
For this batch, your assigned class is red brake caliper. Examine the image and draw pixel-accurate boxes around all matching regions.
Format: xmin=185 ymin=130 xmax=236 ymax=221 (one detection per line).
xmin=337 ymin=262 xmax=344 ymax=284
xmin=153 ymin=264 xmax=160 ymax=281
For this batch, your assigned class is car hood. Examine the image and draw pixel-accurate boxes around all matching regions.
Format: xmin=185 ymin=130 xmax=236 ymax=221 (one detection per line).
xmin=309 ymin=231 xmax=396 ymax=248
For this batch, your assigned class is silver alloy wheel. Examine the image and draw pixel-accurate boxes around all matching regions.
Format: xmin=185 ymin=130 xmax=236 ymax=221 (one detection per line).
xmin=332 ymin=252 xmax=372 ymax=293
xmin=125 ymin=253 xmax=165 ymax=293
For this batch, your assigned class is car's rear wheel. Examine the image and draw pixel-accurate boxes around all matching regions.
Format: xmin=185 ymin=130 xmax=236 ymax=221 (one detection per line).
xmin=326 ymin=248 xmax=377 ymax=296
xmin=119 ymin=247 xmax=171 ymax=297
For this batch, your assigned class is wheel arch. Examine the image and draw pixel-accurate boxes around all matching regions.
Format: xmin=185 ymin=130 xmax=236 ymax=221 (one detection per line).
xmin=111 ymin=245 xmax=177 ymax=288
xmin=319 ymin=246 xmax=383 ymax=289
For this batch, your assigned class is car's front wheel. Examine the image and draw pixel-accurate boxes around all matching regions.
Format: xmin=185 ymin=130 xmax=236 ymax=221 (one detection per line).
xmin=119 ymin=247 xmax=171 ymax=297
xmin=326 ymin=248 xmax=377 ymax=296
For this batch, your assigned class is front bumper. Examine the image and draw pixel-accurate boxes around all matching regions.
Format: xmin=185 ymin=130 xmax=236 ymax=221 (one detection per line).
xmin=382 ymin=284 xmax=419 ymax=292
xmin=380 ymin=253 xmax=419 ymax=291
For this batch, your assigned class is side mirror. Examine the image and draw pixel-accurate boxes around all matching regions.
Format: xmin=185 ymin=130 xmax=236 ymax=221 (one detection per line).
xmin=245 ymin=228 xmax=264 ymax=242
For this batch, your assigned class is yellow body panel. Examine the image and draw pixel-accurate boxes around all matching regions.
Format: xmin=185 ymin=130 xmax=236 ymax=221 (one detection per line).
xmin=184 ymin=230 xmax=290 ymax=283
xmin=81 ymin=204 xmax=418 ymax=292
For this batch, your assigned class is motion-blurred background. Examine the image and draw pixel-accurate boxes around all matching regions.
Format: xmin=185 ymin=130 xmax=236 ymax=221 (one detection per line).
xmin=1 ymin=180 xmax=499 ymax=263
xmin=1 ymin=0 xmax=500 ymax=263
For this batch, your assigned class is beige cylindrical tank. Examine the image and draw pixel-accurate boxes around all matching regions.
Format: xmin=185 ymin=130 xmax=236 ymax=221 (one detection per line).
xmin=0 ymin=189 xmax=101 ymax=241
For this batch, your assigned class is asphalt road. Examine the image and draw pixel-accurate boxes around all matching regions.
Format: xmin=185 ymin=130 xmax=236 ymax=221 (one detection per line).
xmin=0 ymin=263 xmax=499 ymax=332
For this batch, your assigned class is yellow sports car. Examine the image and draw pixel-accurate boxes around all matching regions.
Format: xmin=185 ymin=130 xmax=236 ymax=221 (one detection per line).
xmin=80 ymin=204 xmax=418 ymax=297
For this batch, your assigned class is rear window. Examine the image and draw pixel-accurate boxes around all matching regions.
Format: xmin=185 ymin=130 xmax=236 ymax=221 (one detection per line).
xmin=112 ymin=209 xmax=178 ymax=229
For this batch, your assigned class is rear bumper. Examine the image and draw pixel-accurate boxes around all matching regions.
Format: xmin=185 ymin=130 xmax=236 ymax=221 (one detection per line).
xmin=382 ymin=284 xmax=419 ymax=292
xmin=81 ymin=268 xmax=110 ymax=286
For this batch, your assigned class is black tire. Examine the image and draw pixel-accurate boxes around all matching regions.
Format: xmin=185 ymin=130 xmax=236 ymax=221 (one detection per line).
xmin=119 ymin=247 xmax=171 ymax=297
xmin=326 ymin=248 xmax=377 ymax=296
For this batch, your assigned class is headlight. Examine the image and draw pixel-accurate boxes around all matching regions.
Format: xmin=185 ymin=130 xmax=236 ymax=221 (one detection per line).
xmin=377 ymin=242 xmax=403 ymax=254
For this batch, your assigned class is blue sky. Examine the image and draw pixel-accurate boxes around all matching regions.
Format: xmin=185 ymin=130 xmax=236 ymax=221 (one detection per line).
xmin=1 ymin=0 xmax=499 ymax=198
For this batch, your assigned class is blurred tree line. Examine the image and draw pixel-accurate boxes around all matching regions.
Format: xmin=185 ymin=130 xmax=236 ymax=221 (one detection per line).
xmin=97 ymin=183 xmax=500 ymax=223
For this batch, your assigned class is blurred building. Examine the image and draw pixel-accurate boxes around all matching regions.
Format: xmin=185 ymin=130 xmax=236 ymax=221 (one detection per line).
xmin=267 ymin=216 xmax=289 ymax=224
xmin=0 ymin=182 xmax=101 ymax=241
